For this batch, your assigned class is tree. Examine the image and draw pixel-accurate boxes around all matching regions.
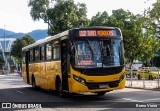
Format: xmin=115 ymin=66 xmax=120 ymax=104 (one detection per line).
xmin=28 ymin=0 xmax=89 ymax=35
xmin=117 ymin=11 xmax=160 ymax=67
xmin=0 ymin=55 xmax=5 ymax=69
xmin=90 ymin=9 xmax=143 ymax=67
xmin=150 ymin=0 xmax=160 ymax=37
xmin=123 ymin=15 xmax=144 ymax=66
xmin=28 ymin=0 xmax=50 ymax=23
xmin=153 ymin=56 xmax=160 ymax=67
xmin=140 ymin=0 xmax=160 ymax=66
xmin=90 ymin=11 xmax=109 ymax=26
xmin=11 ymin=35 xmax=35 ymax=62
xmin=90 ymin=9 xmax=160 ymax=67
xmin=139 ymin=37 xmax=160 ymax=66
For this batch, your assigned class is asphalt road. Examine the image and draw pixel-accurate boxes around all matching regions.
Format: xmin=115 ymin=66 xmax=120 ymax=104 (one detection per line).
xmin=1 ymin=74 xmax=160 ymax=111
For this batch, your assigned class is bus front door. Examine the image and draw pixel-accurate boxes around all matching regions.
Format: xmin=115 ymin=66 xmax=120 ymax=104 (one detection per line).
xmin=61 ymin=39 xmax=69 ymax=91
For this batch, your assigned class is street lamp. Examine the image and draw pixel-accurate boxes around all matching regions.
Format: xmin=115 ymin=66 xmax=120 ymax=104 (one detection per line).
xmin=4 ymin=25 xmax=6 ymax=52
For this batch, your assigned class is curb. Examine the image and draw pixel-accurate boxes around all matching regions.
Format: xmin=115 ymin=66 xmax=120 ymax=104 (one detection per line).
xmin=0 ymin=73 xmax=20 ymax=76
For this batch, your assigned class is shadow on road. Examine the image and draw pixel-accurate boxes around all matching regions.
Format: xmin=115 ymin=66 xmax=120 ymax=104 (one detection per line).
xmin=1 ymin=86 xmax=160 ymax=110
xmin=1 ymin=74 xmax=160 ymax=110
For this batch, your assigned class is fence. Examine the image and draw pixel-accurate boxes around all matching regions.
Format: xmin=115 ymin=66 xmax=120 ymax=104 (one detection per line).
xmin=125 ymin=67 xmax=160 ymax=89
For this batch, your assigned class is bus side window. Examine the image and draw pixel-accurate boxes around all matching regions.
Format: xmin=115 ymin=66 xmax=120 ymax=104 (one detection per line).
xmin=53 ymin=46 xmax=60 ymax=60
xmin=35 ymin=47 xmax=39 ymax=62
xmin=40 ymin=45 xmax=45 ymax=61
xmin=22 ymin=52 xmax=25 ymax=64
xmin=52 ymin=39 xmax=60 ymax=60
xmin=46 ymin=43 xmax=52 ymax=60
xmin=29 ymin=49 xmax=33 ymax=62
xmin=33 ymin=48 xmax=35 ymax=62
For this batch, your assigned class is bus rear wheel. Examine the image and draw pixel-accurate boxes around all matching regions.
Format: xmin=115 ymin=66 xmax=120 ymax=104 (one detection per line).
xmin=56 ymin=79 xmax=63 ymax=96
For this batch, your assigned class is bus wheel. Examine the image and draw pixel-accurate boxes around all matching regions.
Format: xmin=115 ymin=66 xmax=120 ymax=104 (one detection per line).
xmin=32 ymin=76 xmax=37 ymax=89
xmin=56 ymin=79 xmax=62 ymax=96
xmin=96 ymin=92 xmax=106 ymax=96
xmin=137 ymin=74 xmax=141 ymax=80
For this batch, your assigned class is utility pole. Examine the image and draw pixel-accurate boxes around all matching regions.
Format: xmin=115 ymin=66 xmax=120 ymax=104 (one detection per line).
xmin=4 ymin=25 xmax=6 ymax=52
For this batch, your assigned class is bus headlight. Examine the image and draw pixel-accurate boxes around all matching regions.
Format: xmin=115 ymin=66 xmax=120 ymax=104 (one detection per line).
xmin=119 ymin=73 xmax=125 ymax=82
xmin=73 ymin=75 xmax=86 ymax=85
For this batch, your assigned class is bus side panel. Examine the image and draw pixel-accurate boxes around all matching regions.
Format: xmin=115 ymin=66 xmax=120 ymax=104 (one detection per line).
xmin=28 ymin=63 xmax=42 ymax=86
xmin=27 ymin=62 xmax=47 ymax=89
xmin=26 ymin=60 xmax=62 ymax=90
xmin=37 ymin=62 xmax=48 ymax=89
xmin=22 ymin=64 xmax=27 ymax=83
xmin=47 ymin=61 xmax=56 ymax=90
xmin=40 ymin=62 xmax=47 ymax=89
xmin=22 ymin=51 xmax=30 ymax=84
xmin=38 ymin=63 xmax=47 ymax=89
xmin=47 ymin=61 xmax=61 ymax=90
xmin=28 ymin=64 xmax=33 ymax=85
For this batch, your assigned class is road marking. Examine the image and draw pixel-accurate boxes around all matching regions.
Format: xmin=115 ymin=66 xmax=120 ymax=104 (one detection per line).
xmin=122 ymin=98 xmax=143 ymax=102
xmin=1 ymin=79 xmax=22 ymax=81
xmin=144 ymin=98 xmax=160 ymax=102
xmin=16 ymin=90 xmax=25 ymax=94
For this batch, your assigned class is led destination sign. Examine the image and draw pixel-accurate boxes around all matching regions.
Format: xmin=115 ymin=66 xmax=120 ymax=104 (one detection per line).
xmin=79 ymin=30 xmax=118 ymax=37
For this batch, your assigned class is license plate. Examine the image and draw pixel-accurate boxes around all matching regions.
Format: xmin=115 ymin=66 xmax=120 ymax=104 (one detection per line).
xmin=99 ymin=84 xmax=110 ymax=88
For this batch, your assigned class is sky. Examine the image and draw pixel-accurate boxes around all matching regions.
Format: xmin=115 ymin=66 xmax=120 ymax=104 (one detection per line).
xmin=0 ymin=0 xmax=156 ymax=33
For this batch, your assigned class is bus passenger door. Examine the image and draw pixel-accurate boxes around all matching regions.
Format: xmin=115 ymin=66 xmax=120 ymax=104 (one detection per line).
xmin=25 ymin=51 xmax=30 ymax=84
xmin=61 ymin=39 xmax=69 ymax=91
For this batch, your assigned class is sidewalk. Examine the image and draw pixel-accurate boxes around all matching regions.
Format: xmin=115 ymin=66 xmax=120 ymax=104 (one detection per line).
xmin=0 ymin=69 xmax=20 ymax=76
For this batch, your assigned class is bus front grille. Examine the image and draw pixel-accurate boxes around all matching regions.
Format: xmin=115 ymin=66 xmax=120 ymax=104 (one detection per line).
xmin=86 ymin=80 xmax=119 ymax=90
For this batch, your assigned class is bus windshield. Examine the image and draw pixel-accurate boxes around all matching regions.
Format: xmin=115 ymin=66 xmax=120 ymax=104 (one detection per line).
xmin=74 ymin=39 xmax=124 ymax=68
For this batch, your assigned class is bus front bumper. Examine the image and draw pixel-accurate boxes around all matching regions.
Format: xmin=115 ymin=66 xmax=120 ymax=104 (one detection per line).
xmin=69 ymin=77 xmax=126 ymax=93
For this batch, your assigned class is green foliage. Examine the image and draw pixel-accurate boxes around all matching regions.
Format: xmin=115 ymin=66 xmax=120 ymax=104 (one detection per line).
xmin=89 ymin=8 xmax=160 ymax=67
xmin=28 ymin=0 xmax=49 ymax=22
xmin=90 ymin=11 xmax=109 ymax=26
xmin=0 ymin=55 xmax=5 ymax=68
xmin=11 ymin=35 xmax=35 ymax=61
xmin=47 ymin=0 xmax=89 ymax=34
xmin=28 ymin=0 xmax=89 ymax=35
xmin=139 ymin=37 xmax=160 ymax=66
xmin=153 ymin=56 xmax=160 ymax=67
xmin=150 ymin=0 xmax=160 ymax=37
xmin=123 ymin=15 xmax=144 ymax=64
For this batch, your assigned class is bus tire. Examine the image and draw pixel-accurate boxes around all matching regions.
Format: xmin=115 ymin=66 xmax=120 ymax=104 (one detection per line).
xmin=56 ymin=78 xmax=62 ymax=96
xmin=55 ymin=78 xmax=71 ymax=97
xmin=137 ymin=74 xmax=141 ymax=80
xmin=32 ymin=76 xmax=37 ymax=89
xmin=96 ymin=92 xmax=106 ymax=96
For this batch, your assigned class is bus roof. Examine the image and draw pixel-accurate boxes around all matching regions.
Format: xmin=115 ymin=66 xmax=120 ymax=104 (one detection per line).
xmin=22 ymin=26 xmax=120 ymax=51
xmin=22 ymin=30 xmax=69 ymax=51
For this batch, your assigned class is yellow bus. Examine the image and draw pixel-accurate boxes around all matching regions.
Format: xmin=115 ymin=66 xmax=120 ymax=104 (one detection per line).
xmin=22 ymin=26 xmax=125 ymax=96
